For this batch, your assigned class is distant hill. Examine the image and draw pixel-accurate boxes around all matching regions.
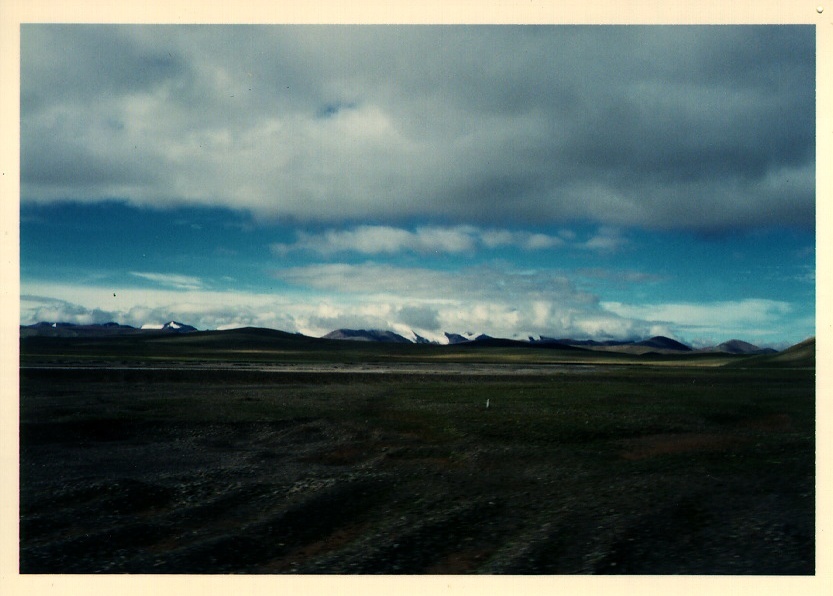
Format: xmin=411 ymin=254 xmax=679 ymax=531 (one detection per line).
xmin=544 ymin=338 xmax=623 ymax=347
xmin=698 ymin=339 xmax=777 ymax=355
xmin=460 ymin=336 xmax=528 ymax=348
xmin=21 ymin=321 xmax=800 ymax=367
xmin=145 ymin=326 xmax=321 ymax=350
xmin=21 ymin=323 xmax=809 ymax=368
xmin=322 ymin=329 xmax=412 ymax=343
xmin=635 ymin=336 xmax=692 ymax=351
xmin=317 ymin=331 xmax=774 ymax=355
xmin=444 ymin=332 xmax=472 ymax=345
xmin=21 ymin=322 xmax=138 ymax=338
xmin=20 ymin=321 xmax=196 ymax=338
xmin=142 ymin=321 xmax=198 ymax=333
xmin=726 ymin=337 xmax=815 ymax=368
xmin=550 ymin=335 xmax=692 ymax=355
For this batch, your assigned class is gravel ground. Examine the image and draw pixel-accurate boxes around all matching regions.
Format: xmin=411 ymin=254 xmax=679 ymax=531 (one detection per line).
xmin=19 ymin=366 xmax=815 ymax=574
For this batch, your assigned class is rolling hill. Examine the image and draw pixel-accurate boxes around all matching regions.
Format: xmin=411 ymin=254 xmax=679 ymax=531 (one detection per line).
xmin=725 ymin=337 xmax=815 ymax=368
xmin=322 ymin=329 xmax=412 ymax=343
xmin=697 ymin=339 xmax=777 ymax=355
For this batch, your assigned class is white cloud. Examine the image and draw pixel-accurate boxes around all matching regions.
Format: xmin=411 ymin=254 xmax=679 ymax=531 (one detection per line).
xmin=272 ymin=262 xmax=597 ymax=307
xmin=272 ymin=225 xmax=575 ymax=256
xmin=272 ymin=225 xmax=479 ymax=256
xmin=21 ymin=267 xmax=643 ymax=342
xmin=571 ymin=314 xmax=652 ymax=341
xmin=601 ymin=299 xmax=795 ymax=340
xmin=21 ymin=273 xmax=804 ymax=347
xmin=479 ymin=229 xmax=515 ymax=248
xmin=20 ymin=295 xmax=116 ymax=326
xmin=579 ymin=227 xmax=628 ymax=252
xmin=129 ymin=271 xmax=203 ymax=291
xmin=524 ymin=233 xmax=564 ymax=250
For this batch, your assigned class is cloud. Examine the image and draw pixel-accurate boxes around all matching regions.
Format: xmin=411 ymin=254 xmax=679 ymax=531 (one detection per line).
xmin=269 ymin=262 xmax=664 ymax=340
xmin=20 ymin=295 xmax=118 ymax=326
xmin=130 ymin=271 xmax=204 ymax=290
xmin=577 ymin=268 xmax=666 ymax=284
xmin=579 ymin=227 xmax=628 ymax=252
xmin=601 ymin=298 xmax=795 ymax=339
xmin=21 ymin=272 xmax=805 ymax=346
xmin=271 ymin=224 xmax=571 ymax=256
xmin=21 ymin=265 xmax=640 ymax=343
xmin=20 ymin=25 xmax=815 ymax=231
xmin=21 ymin=283 xmax=289 ymax=332
xmin=397 ymin=304 xmax=441 ymax=331
xmin=272 ymin=225 xmax=476 ymax=256
xmin=272 ymin=261 xmax=596 ymax=304
xmin=523 ymin=233 xmax=564 ymax=250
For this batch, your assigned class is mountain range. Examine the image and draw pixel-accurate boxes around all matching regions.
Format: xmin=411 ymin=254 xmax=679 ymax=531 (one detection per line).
xmin=19 ymin=321 xmax=781 ymax=354
xmin=320 ymin=328 xmax=779 ymax=355
xmin=20 ymin=321 xmax=197 ymax=338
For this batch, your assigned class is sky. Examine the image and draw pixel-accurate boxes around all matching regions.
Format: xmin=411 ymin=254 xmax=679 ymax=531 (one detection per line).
xmin=18 ymin=25 xmax=816 ymax=348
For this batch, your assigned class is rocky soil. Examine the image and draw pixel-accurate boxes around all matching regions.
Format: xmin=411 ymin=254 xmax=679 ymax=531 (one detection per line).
xmin=19 ymin=366 xmax=815 ymax=574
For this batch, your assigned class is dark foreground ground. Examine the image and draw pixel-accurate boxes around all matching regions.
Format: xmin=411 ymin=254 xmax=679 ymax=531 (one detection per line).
xmin=19 ymin=364 xmax=814 ymax=574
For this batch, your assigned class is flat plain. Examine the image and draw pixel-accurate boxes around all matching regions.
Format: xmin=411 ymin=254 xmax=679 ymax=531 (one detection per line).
xmin=18 ymin=331 xmax=815 ymax=574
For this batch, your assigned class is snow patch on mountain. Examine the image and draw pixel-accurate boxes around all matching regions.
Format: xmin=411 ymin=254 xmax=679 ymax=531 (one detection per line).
xmin=140 ymin=321 xmax=197 ymax=332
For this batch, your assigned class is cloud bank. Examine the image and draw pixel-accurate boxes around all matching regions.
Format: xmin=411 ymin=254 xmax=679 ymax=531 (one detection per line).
xmin=21 ymin=258 xmax=803 ymax=347
xmin=21 ymin=25 xmax=814 ymax=231
xmin=268 ymin=224 xmax=611 ymax=256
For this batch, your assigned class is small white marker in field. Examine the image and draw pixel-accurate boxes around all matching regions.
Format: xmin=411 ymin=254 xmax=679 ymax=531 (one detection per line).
xmin=486 ymin=399 xmax=490 ymax=409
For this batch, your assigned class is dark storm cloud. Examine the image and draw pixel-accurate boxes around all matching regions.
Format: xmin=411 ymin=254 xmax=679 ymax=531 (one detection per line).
xmin=21 ymin=25 xmax=185 ymax=111
xmin=20 ymin=25 xmax=814 ymax=230
xmin=397 ymin=305 xmax=441 ymax=331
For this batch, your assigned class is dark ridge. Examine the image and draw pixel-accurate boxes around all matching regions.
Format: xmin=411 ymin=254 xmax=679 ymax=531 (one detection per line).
xmin=724 ymin=337 xmax=815 ymax=369
xmin=707 ymin=339 xmax=777 ymax=355
xmin=444 ymin=332 xmax=471 ymax=345
xmin=459 ymin=336 xmax=587 ymax=351
xmin=21 ymin=322 xmax=140 ymax=338
xmin=460 ymin=337 xmax=528 ymax=348
xmin=322 ymin=329 xmax=412 ymax=343
xmin=20 ymin=321 xmax=200 ymax=338
xmin=550 ymin=338 xmax=630 ymax=347
xmin=635 ymin=336 xmax=692 ymax=351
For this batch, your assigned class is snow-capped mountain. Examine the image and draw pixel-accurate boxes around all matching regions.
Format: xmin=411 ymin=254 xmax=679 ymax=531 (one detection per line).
xmin=140 ymin=321 xmax=198 ymax=332
xmin=21 ymin=320 xmax=197 ymax=337
xmin=21 ymin=318 xmax=780 ymax=356
xmin=444 ymin=332 xmax=474 ymax=345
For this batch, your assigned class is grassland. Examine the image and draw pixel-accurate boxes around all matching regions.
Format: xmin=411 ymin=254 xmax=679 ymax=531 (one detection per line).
xmin=18 ymin=332 xmax=815 ymax=574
